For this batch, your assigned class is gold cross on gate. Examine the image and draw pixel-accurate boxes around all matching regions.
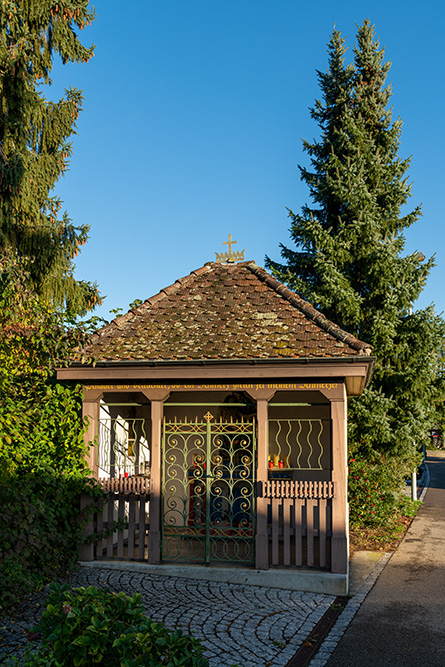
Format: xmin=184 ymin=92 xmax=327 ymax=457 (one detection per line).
xmin=203 ymin=411 xmax=214 ymax=423
xmin=224 ymin=234 xmax=237 ymax=254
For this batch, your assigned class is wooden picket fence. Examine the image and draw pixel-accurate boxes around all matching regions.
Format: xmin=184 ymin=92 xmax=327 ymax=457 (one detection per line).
xmin=262 ymin=480 xmax=334 ymax=569
xmin=81 ymin=477 xmax=150 ymax=562
xmin=82 ymin=477 xmax=334 ymax=571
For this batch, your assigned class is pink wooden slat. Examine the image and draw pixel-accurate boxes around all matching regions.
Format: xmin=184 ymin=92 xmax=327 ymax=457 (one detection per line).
xmin=138 ymin=498 xmax=146 ymax=560
xmin=128 ymin=496 xmax=135 ymax=559
xmin=319 ymin=499 xmax=327 ymax=568
xmin=106 ymin=497 xmax=114 ymax=558
xmin=256 ymin=496 xmax=269 ymax=569
xmin=327 ymin=501 xmax=332 ymax=536
xmin=306 ymin=499 xmax=315 ymax=567
xmin=117 ymin=496 xmax=125 ymax=558
xmin=294 ymin=499 xmax=303 ymax=566
xmin=283 ymin=498 xmax=291 ymax=566
xmin=271 ymin=498 xmax=280 ymax=565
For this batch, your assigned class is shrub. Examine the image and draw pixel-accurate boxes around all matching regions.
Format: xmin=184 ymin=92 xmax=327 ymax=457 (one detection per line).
xmin=0 ymin=474 xmax=103 ymax=614
xmin=12 ymin=584 xmax=209 ymax=666
xmin=348 ymin=444 xmax=421 ymax=527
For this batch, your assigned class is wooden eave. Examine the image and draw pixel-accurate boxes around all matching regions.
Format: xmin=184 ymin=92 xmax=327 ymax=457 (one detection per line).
xmin=57 ymin=355 xmax=375 ymax=396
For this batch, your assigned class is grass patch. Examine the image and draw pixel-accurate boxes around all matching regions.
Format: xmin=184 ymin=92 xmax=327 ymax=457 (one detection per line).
xmin=350 ymin=515 xmax=416 ymax=554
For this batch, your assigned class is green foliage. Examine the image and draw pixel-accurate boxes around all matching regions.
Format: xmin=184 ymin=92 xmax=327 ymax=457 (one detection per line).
xmin=0 ymin=0 xmax=100 ymax=316
xmin=0 ymin=475 xmax=102 ymax=614
xmin=0 ymin=252 xmax=86 ymax=379
xmin=348 ymin=444 xmax=420 ymax=527
xmin=0 ymin=253 xmax=102 ymax=614
xmin=0 ymin=253 xmax=93 ymax=474
xmin=0 ymin=379 xmax=87 ymax=475
xmin=266 ymin=20 xmax=445 ymax=522
xmin=12 ymin=584 xmax=209 ymax=666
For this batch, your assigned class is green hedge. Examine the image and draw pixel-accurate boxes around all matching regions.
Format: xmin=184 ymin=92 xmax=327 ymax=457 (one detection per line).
xmin=0 ymin=473 xmax=102 ymax=614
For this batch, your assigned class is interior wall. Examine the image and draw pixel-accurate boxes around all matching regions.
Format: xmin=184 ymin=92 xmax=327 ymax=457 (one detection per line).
xmin=99 ymin=393 xmax=151 ymax=478
xmin=268 ymin=391 xmax=331 ymax=482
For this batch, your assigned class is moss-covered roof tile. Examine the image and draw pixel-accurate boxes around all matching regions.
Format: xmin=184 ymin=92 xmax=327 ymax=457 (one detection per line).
xmin=82 ymin=261 xmax=372 ymax=361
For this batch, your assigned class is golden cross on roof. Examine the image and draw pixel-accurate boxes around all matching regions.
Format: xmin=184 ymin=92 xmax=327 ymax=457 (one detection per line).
xmin=224 ymin=234 xmax=236 ymax=254
xmin=215 ymin=234 xmax=246 ymax=263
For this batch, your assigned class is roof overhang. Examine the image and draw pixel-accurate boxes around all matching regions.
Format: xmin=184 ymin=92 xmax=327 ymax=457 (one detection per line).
xmin=57 ymin=355 xmax=375 ymax=396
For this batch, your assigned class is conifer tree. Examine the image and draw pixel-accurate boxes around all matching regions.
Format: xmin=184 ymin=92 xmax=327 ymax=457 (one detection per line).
xmin=267 ymin=21 xmax=445 ymax=472
xmin=0 ymin=0 xmax=100 ymax=316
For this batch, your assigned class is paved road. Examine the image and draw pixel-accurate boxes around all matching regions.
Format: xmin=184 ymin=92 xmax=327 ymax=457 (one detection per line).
xmin=320 ymin=451 xmax=445 ymax=667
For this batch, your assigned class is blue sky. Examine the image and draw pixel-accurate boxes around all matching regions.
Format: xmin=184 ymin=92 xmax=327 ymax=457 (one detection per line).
xmin=48 ymin=0 xmax=445 ymax=321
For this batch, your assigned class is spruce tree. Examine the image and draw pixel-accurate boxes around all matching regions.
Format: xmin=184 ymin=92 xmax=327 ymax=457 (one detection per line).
xmin=0 ymin=0 xmax=100 ymax=316
xmin=267 ymin=21 xmax=445 ymax=493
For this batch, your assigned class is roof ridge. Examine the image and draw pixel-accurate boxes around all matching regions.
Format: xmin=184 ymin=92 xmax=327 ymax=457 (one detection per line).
xmin=245 ymin=262 xmax=372 ymax=356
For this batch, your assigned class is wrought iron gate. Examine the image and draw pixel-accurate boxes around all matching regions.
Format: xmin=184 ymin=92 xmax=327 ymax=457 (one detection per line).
xmin=162 ymin=413 xmax=256 ymax=564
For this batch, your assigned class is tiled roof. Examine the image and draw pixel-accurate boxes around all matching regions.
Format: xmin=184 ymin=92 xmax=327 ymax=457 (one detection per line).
xmin=82 ymin=262 xmax=372 ymax=362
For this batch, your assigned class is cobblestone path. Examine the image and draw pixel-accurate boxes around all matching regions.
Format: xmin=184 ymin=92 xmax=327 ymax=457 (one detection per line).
xmin=1 ymin=565 xmax=335 ymax=666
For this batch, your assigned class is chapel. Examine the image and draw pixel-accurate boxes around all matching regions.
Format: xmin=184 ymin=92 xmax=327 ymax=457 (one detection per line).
xmin=57 ymin=258 xmax=374 ymax=593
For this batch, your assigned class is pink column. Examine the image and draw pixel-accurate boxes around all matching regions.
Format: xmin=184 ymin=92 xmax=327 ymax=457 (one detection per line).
xmin=141 ymin=389 xmax=170 ymax=565
xmin=247 ymin=388 xmax=276 ymax=570
xmin=330 ymin=384 xmax=348 ymax=574
xmin=82 ymin=389 xmax=102 ymax=477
